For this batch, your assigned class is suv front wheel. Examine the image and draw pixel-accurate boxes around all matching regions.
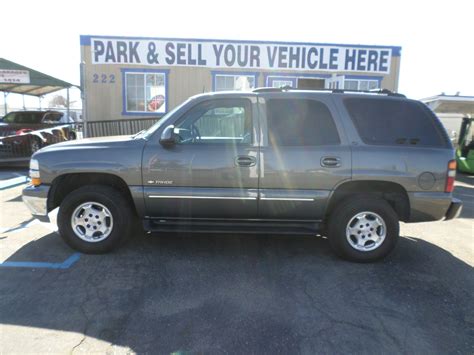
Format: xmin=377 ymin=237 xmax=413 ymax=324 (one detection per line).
xmin=57 ymin=185 xmax=133 ymax=253
xmin=328 ymin=197 xmax=399 ymax=262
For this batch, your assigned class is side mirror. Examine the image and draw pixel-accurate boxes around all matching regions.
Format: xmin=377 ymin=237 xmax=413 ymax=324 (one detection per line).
xmin=159 ymin=125 xmax=178 ymax=146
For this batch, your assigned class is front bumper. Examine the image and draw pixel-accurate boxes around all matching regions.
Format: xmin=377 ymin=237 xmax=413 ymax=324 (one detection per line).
xmin=445 ymin=198 xmax=463 ymax=220
xmin=22 ymin=184 xmax=50 ymax=222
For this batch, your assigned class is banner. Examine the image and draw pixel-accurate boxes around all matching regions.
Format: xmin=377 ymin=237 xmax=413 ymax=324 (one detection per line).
xmin=90 ymin=38 xmax=392 ymax=74
xmin=0 ymin=70 xmax=30 ymax=84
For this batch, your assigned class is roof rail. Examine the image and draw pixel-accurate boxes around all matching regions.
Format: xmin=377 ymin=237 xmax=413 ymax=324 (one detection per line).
xmin=252 ymin=86 xmax=405 ymax=97
xmin=252 ymin=87 xmax=285 ymax=93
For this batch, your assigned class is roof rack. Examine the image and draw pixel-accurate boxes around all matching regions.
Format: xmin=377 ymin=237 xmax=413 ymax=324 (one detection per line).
xmin=252 ymin=86 xmax=405 ymax=97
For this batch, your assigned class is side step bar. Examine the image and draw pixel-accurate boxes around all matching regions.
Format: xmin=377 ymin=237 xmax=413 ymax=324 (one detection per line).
xmin=143 ymin=218 xmax=322 ymax=236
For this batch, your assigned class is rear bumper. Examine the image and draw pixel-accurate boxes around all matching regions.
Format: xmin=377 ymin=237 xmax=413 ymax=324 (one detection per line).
xmin=22 ymin=184 xmax=50 ymax=222
xmin=445 ymin=198 xmax=463 ymax=220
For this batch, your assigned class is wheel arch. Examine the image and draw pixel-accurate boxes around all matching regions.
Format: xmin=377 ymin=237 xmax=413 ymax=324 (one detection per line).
xmin=48 ymin=173 xmax=138 ymax=215
xmin=327 ymin=180 xmax=410 ymax=222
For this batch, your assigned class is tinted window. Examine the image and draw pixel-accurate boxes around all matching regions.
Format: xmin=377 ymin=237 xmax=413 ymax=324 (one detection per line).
xmin=266 ymin=99 xmax=340 ymax=146
xmin=2 ymin=112 xmax=43 ymax=124
xmin=344 ymin=98 xmax=446 ymax=147
xmin=176 ymin=99 xmax=252 ymax=145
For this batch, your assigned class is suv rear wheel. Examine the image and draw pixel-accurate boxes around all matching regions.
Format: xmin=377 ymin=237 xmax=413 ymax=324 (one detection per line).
xmin=328 ymin=197 xmax=399 ymax=262
xmin=57 ymin=185 xmax=133 ymax=253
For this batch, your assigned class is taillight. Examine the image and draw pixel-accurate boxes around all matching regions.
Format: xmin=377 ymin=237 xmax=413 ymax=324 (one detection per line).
xmin=445 ymin=160 xmax=456 ymax=193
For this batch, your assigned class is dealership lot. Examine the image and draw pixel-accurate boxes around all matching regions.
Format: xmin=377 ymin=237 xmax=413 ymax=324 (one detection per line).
xmin=0 ymin=170 xmax=472 ymax=354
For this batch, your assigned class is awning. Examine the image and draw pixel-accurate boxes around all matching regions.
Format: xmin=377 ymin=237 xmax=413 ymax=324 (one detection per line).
xmin=0 ymin=58 xmax=77 ymax=97
xmin=422 ymin=94 xmax=474 ymax=116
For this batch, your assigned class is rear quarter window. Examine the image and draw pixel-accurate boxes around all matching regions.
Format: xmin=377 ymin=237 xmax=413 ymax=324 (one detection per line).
xmin=344 ymin=98 xmax=448 ymax=147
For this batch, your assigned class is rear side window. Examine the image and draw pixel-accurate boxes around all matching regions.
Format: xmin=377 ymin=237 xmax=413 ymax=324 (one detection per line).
xmin=266 ymin=99 xmax=340 ymax=146
xmin=2 ymin=112 xmax=42 ymax=124
xmin=344 ymin=98 xmax=446 ymax=147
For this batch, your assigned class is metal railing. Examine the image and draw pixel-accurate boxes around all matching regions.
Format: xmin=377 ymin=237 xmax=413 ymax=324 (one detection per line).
xmin=0 ymin=124 xmax=82 ymax=163
xmin=0 ymin=118 xmax=161 ymax=163
xmin=85 ymin=117 xmax=160 ymax=137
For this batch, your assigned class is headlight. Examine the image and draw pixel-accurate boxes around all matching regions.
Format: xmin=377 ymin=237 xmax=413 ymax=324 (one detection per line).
xmin=30 ymin=158 xmax=39 ymax=171
xmin=29 ymin=158 xmax=41 ymax=185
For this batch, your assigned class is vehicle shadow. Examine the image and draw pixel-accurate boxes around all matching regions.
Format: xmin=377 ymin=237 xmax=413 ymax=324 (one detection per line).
xmin=5 ymin=194 xmax=23 ymax=203
xmin=0 ymin=231 xmax=472 ymax=354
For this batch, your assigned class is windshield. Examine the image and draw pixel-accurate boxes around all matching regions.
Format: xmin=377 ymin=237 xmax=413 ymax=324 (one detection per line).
xmin=141 ymin=97 xmax=193 ymax=139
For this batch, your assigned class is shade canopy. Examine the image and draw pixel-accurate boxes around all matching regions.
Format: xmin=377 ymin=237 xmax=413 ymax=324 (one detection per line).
xmin=422 ymin=94 xmax=474 ymax=116
xmin=0 ymin=58 xmax=77 ymax=97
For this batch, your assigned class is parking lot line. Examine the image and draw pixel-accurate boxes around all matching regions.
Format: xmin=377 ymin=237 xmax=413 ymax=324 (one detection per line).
xmin=0 ymin=252 xmax=81 ymax=270
xmin=0 ymin=176 xmax=29 ymax=190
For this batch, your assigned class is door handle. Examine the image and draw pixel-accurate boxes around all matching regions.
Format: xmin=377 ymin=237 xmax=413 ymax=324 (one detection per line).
xmin=235 ymin=155 xmax=257 ymax=167
xmin=321 ymin=156 xmax=341 ymax=168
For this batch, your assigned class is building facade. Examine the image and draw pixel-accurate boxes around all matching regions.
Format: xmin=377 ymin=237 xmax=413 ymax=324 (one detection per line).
xmin=80 ymin=35 xmax=402 ymax=122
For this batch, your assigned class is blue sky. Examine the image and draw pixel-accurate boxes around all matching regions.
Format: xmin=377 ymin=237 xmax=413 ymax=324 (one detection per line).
xmin=0 ymin=0 xmax=471 ymax=109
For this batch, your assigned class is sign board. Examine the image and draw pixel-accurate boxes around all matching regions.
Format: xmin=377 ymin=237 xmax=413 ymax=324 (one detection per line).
xmin=90 ymin=38 xmax=393 ymax=74
xmin=0 ymin=69 xmax=30 ymax=84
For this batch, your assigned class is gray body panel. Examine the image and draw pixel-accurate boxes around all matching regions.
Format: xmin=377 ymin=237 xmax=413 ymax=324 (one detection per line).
xmin=36 ymin=135 xmax=145 ymax=186
xmin=23 ymin=91 xmax=459 ymax=226
xmin=142 ymin=94 xmax=260 ymax=219
xmin=408 ymin=192 xmax=453 ymax=222
xmin=350 ymin=146 xmax=452 ymax=192
xmin=257 ymin=93 xmax=351 ymax=220
xmin=32 ymin=135 xmax=146 ymax=216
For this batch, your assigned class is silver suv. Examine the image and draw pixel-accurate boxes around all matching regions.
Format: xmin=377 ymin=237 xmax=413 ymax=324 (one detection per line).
xmin=23 ymin=88 xmax=462 ymax=262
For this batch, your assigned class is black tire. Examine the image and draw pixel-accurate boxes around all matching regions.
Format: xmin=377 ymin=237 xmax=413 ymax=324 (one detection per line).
xmin=57 ymin=185 xmax=134 ymax=254
xmin=328 ymin=196 xmax=399 ymax=262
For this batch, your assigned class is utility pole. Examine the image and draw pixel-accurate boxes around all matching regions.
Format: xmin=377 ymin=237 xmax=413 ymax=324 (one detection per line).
xmin=3 ymin=92 xmax=7 ymax=115
xmin=66 ymin=87 xmax=70 ymax=120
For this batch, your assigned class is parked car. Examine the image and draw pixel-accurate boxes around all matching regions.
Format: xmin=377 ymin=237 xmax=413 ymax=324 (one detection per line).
xmin=22 ymin=89 xmax=462 ymax=262
xmin=0 ymin=110 xmax=77 ymax=160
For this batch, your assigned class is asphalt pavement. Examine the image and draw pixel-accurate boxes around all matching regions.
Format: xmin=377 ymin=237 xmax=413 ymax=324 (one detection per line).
xmin=0 ymin=170 xmax=472 ymax=354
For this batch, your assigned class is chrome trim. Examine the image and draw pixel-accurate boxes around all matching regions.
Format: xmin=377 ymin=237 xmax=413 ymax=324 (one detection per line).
xmin=22 ymin=194 xmax=48 ymax=216
xmin=71 ymin=202 xmax=114 ymax=243
xmin=149 ymin=195 xmax=257 ymax=200
xmin=260 ymin=197 xmax=314 ymax=202
xmin=148 ymin=195 xmax=314 ymax=202
xmin=22 ymin=184 xmax=50 ymax=221
xmin=346 ymin=211 xmax=386 ymax=252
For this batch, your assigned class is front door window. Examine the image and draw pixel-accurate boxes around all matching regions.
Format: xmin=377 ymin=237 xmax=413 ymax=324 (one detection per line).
xmin=175 ymin=99 xmax=253 ymax=145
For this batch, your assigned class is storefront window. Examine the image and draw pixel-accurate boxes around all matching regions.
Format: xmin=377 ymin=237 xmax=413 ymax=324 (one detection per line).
xmin=266 ymin=76 xmax=297 ymax=88
xmin=344 ymin=79 xmax=379 ymax=91
xmin=125 ymin=71 xmax=167 ymax=114
xmin=271 ymin=80 xmax=294 ymax=88
xmin=214 ymin=74 xmax=257 ymax=91
xmin=344 ymin=80 xmax=359 ymax=90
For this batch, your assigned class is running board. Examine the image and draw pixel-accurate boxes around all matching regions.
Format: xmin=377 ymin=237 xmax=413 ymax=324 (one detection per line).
xmin=143 ymin=218 xmax=322 ymax=235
